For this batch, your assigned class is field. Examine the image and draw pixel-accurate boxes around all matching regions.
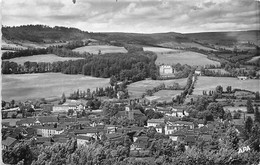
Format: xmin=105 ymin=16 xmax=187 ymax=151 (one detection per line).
xmin=127 ymin=78 xmax=187 ymax=98
xmin=143 ymin=47 xmax=179 ymax=53
xmin=2 ymin=73 xmax=110 ymax=101
xmin=152 ymin=90 xmax=183 ymax=102
xmin=2 ymin=40 xmax=27 ymax=50
xmin=73 ymin=45 xmax=127 ymax=54
xmin=207 ymin=69 xmax=230 ymax=74
xmin=247 ymin=56 xmax=260 ymax=63
xmin=154 ymin=50 xmax=220 ymax=66
xmin=4 ymin=54 xmax=84 ymax=65
xmin=193 ymin=76 xmax=259 ymax=95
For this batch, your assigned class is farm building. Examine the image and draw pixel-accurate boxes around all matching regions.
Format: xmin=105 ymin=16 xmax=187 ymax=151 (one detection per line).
xmin=195 ymin=67 xmax=203 ymax=76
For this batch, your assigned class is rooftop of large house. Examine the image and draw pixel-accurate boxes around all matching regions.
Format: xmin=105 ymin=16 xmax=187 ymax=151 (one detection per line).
xmin=147 ymin=118 xmax=165 ymax=123
xmin=2 ymin=137 xmax=18 ymax=146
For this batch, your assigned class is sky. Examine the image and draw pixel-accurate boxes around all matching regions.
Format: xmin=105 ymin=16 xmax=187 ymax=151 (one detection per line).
xmin=1 ymin=0 xmax=260 ymax=33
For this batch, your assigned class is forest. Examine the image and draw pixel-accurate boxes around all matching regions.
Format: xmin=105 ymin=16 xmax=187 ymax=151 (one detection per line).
xmin=2 ymin=47 xmax=158 ymax=82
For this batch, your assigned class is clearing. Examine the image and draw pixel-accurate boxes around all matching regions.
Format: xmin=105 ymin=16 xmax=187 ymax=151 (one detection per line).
xmin=4 ymin=54 xmax=84 ymax=65
xmin=2 ymin=73 xmax=110 ymax=101
xmin=128 ymin=78 xmax=187 ymax=98
xmin=155 ymin=51 xmax=220 ymax=66
xmin=247 ymin=56 xmax=260 ymax=63
xmin=73 ymin=45 xmax=127 ymax=54
xmin=152 ymin=90 xmax=184 ymax=102
xmin=143 ymin=47 xmax=179 ymax=53
xmin=193 ymin=76 xmax=259 ymax=95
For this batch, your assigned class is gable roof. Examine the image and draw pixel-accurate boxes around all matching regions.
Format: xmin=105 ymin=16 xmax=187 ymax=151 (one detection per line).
xmin=2 ymin=137 xmax=18 ymax=147
xmin=38 ymin=116 xmax=58 ymax=123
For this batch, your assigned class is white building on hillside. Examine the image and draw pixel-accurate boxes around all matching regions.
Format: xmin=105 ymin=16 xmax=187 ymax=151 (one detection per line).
xmin=159 ymin=65 xmax=173 ymax=75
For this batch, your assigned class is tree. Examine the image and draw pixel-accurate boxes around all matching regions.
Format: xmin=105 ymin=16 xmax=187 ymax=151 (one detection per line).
xmin=246 ymin=98 xmax=254 ymax=114
xmin=244 ymin=116 xmax=253 ymax=138
xmin=216 ymin=85 xmax=223 ymax=94
xmin=110 ymin=75 xmax=117 ymax=86
xmin=61 ymin=93 xmax=66 ymax=104
xmin=2 ymin=100 xmax=6 ymax=108
xmin=11 ymin=99 xmax=15 ymax=107
xmin=254 ymin=106 xmax=260 ymax=123
xmin=233 ymin=111 xmax=241 ymax=119
xmin=67 ymin=109 xmax=74 ymax=116
xmin=256 ymin=91 xmax=260 ymax=100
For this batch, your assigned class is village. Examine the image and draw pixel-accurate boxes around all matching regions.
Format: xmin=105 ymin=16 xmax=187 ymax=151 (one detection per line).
xmin=2 ymin=65 xmax=260 ymax=159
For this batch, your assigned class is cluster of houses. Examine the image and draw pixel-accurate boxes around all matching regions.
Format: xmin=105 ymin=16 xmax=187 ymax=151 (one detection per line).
xmin=2 ymin=96 xmax=252 ymax=154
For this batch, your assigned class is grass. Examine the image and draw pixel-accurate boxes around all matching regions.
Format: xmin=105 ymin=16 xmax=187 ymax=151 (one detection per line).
xmin=153 ymin=90 xmax=183 ymax=102
xmin=143 ymin=47 xmax=179 ymax=53
xmin=207 ymin=69 xmax=230 ymax=74
xmin=4 ymin=54 xmax=84 ymax=65
xmin=2 ymin=73 xmax=110 ymax=101
xmin=247 ymin=56 xmax=260 ymax=63
xmin=127 ymin=78 xmax=187 ymax=98
xmin=73 ymin=45 xmax=127 ymax=54
xmin=155 ymin=50 xmax=220 ymax=66
xmin=193 ymin=76 xmax=259 ymax=95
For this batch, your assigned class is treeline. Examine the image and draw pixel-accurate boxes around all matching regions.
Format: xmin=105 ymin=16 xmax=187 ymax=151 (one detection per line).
xmin=2 ymin=24 xmax=89 ymax=42
xmin=2 ymin=51 xmax=158 ymax=82
xmin=145 ymin=82 xmax=184 ymax=97
xmin=2 ymin=47 xmax=90 ymax=60
xmin=2 ymin=48 xmax=49 ymax=60
xmin=67 ymin=82 xmax=129 ymax=100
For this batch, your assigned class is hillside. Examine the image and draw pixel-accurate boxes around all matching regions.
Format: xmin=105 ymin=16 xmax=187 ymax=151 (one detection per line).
xmin=2 ymin=25 xmax=258 ymax=51
xmin=185 ymin=30 xmax=260 ymax=46
xmin=2 ymin=25 xmax=90 ymax=43
xmin=91 ymin=32 xmax=191 ymax=46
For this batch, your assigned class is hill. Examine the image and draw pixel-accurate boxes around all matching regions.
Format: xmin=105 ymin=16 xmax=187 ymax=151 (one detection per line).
xmin=185 ymin=30 xmax=259 ymax=46
xmin=2 ymin=25 xmax=90 ymax=43
xmin=2 ymin=25 xmax=258 ymax=51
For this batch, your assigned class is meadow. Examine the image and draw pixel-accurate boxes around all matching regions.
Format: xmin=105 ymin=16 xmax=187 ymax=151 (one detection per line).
xmin=2 ymin=73 xmax=110 ymax=101
xmin=153 ymin=90 xmax=184 ymax=102
xmin=73 ymin=45 xmax=127 ymax=54
xmin=143 ymin=47 xmax=179 ymax=53
xmin=127 ymin=78 xmax=187 ymax=98
xmin=4 ymin=54 xmax=84 ymax=65
xmin=247 ymin=56 xmax=260 ymax=63
xmin=193 ymin=76 xmax=259 ymax=95
xmin=155 ymin=51 xmax=220 ymax=66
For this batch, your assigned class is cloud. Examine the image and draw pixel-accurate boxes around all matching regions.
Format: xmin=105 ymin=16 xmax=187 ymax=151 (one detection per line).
xmin=2 ymin=0 xmax=259 ymax=33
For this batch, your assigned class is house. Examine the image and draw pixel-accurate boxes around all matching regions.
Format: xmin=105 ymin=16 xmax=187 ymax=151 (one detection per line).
xmin=34 ymin=137 xmax=52 ymax=145
xmin=52 ymin=105 xmax=70 ymax=113
xmin=165 ymin=121 xmax=194 ymax=135
xmin=41 ymin=104 xmax=53 ymax=112
xmin=131 ymin=136 xmax=149 ymax=150
xmin=156 ymin=107 xmax=172 ymax=114
xmin=159 ymin=65 xmax=173 ymax=75
xmin=184 ymin=135 xmax=197 ymax=145
xmin=237 ymin=76 xmax=248 ymax=80
xmin=37 ymin=116 xmax=59 ymax=125
xmin=168 ymin=130 xmax=186 ymax=141
xmin=197 ymin=119 xmax=205 ymax=128
xmin=33 ymin=125 xmax=64 ymax=137
xmin=17 ymin=118 xmax=37 ymax=127
xmin=76 ymin=136 xmax=92 ymax=146
xmin=199 ymin=134 xmax=213 ymax=142
xmin=171 ymin=108 xmax=189 ymax=118
xmin=73 ymin=128 xmax=100 ymax=139
xmin=195 ymin=68 xmax=202 ymax=76
xmin=2 ymin=137 xmax=19 ymax=150
xmin=147 ymin=118 xmax=165 ymax=127
xmin=106 ymin=133 xmax=125 ymax=142
xmin=105 ymin=125 xmax=118 ymax=134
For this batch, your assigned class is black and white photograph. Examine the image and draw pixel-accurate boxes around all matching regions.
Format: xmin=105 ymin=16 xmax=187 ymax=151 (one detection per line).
xmin=1 ymin=0 xmax=260 ymax=164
